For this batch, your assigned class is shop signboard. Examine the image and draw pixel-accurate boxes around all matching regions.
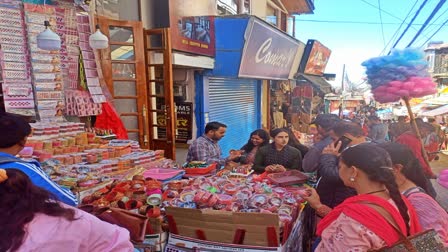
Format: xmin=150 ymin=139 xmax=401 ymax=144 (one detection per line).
xmin=299 ymin=39 xmax=332 ymax=76
xmin=157 ymin=102 xmax=193 ymax=143
xmin=238 ymin=18 xmax=304 ymax=80
xmin=169 ymin=0 xmax=216 ymax=56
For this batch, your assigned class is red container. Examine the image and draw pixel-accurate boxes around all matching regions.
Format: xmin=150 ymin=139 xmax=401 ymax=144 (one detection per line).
xmin=268 ymin=170 xmax=308 ymax=187
xmin=183 ymin=163 xmax=217 ymax=175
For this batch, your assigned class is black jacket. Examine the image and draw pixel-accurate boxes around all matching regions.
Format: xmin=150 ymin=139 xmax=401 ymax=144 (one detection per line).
xmin=316 ymin=154 xmax=356 ymax=208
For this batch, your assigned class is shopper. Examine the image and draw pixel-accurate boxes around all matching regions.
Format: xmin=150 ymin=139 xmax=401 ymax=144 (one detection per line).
xmin=303 ymin=143 xmax=421 ymax=251
xmin=379 ymin=142 xmax=448 ymax=246
xmin=367 ymin=115 xmax=388 ymax=143
xmin=252 ymin=128 xmax=302 ymax=174
xmin=0 ymin=112 xmax=77 ymax=206
xmin=186 ymin=121 xmax=240 ymax=168
xmin=316 ymin=121 xmax=363 ymax=208
xmin=302 ymin=114 xmax=341 ymax=172
xmin=0 ymin=168 xmax=133 ymax=252
xmin=395 ymin=120 xmax=437 ymax=179
xmin=239 ymin=129 xmax=270 ymax=164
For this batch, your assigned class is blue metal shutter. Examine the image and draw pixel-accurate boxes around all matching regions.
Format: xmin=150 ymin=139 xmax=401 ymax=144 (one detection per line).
xmin=207 ymin=77 xmax=261 ymax=156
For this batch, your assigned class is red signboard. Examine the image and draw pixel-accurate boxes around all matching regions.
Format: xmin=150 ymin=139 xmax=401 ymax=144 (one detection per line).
xmin=239 ymin=17 xmax=304 ymax=80
xmin=301 ymin=40 xmax=331 ymax=76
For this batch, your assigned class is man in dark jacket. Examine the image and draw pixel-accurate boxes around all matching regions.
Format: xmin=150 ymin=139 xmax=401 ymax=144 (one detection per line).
xmin=302 ymin=114 xmax=341 ymax=172
xmin=316 ymin=121 xmax=365 ymax=208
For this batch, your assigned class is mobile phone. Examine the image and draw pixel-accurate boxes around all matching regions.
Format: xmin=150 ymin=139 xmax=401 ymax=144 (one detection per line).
xmin=335 ymin=136 xmax=352 ymax=153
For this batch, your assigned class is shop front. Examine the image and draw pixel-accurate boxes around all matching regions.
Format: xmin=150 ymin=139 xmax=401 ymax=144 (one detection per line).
xmin=195 ymin=15 xmax=305 ymax=155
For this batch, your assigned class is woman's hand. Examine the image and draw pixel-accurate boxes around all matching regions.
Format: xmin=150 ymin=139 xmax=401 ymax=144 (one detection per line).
xmin=265 ymin=164 xmax=286 ymax=173
xmin=302 ymin=187 xmax=323 ymax=209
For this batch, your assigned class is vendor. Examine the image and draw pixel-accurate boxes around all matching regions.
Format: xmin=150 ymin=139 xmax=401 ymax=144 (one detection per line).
xmin=253 ymin=128 xmax=302 ymax=174
xmin=186 ymin=121 xmax=240 ymax=168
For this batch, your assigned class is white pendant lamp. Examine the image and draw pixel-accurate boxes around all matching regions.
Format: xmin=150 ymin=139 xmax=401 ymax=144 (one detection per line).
xmin=37 ymin=20 xmax=61 ymax=51
xmin=89 ymin=24 xmax=109 ymax=49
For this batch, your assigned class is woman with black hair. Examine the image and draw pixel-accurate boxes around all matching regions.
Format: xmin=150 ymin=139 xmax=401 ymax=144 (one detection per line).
xmin=0 ymin=169 xmax=133 ymax=252
xmin=379 ymin=142 xmax=448 ymax=246
xmin=303 ymin=143 xmax=421 ymax=251
xmin=239 ymin=129 xmax=270 ymax=164
xmin=252 ymin=128 xmax=302 ymax=174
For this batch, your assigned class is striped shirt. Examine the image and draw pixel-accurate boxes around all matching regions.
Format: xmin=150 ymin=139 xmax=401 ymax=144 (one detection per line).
xmin=0 ymin=152 xmax=78 ymax=206
xmin=186 ymin=135 xmax=227 ymax=167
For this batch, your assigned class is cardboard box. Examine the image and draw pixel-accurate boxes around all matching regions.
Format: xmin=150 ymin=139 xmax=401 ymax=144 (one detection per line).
xmin=165 ymin=211 xmax=304 ymax=252
xmin=165 ymin=207 xmax=281 ymax=247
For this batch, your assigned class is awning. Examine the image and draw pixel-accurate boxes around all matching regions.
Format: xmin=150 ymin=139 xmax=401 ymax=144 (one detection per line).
xmin=422 ymin=96 xmax=448 ymax=105
xmin=420 ymin=104 xmax=448 ymax=117
xmin=297 ymin=74 xmax=332 ymax=94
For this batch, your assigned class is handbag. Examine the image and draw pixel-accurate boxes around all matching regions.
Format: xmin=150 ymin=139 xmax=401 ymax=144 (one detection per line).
xmin=79 ymin=205 xmax=148 ymax=242
xmin=361 ymin=202 xmax=445 ymax=252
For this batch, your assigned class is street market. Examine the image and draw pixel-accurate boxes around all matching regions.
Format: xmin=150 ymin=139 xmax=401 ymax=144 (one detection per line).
xmin=0 ymin=0 xmax=448 ymax=252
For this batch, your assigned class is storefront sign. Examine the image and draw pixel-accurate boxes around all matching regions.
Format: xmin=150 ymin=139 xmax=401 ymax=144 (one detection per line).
xmin=239 ymin=18 xmax=303 ymax=80
xmin=157 ymin=102 xmax=193 ymax=143
xmin=300 ymin=40 xmax=331 ymax=76
xmin=169 ymin=0 xmax=216 ymax=56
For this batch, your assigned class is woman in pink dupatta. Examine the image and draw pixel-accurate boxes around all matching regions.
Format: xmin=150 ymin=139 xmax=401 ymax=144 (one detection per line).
xmin=304 ymin=143 xmax=421 ymax=251
xmin=380 ymin=142 xmax=448 ymax=247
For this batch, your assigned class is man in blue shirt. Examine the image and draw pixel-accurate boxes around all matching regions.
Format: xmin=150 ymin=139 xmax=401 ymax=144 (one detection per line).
xmin=0 ymin=113 xmax=78 ymax=206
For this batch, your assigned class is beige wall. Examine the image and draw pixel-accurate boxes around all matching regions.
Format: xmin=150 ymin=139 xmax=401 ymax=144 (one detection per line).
xmin=250 ymin=0 xmax=268 ymax=19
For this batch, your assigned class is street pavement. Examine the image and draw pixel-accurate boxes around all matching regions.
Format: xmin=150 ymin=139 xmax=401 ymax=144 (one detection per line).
xmin=430 ymin=154 xmax=448 ymax=211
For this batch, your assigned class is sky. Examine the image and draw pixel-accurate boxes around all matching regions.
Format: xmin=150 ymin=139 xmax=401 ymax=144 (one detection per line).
xmin=294 ymin=0 xmax=448 ymax=89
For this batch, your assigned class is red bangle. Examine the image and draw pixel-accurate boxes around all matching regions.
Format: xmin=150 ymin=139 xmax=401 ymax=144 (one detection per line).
xmin=316 ymin=205 xmax=332 ymax=217
xmin=147 ymin=207 xmax=161 ymax=218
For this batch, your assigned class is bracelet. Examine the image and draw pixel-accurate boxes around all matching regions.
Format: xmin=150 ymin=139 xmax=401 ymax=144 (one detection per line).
xmin=316 ymin=204 xmax=332 ymax=218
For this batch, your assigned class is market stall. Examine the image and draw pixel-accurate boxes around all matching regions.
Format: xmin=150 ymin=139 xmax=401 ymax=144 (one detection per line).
xmin=78 ymin=162 xmax=311 ymax=252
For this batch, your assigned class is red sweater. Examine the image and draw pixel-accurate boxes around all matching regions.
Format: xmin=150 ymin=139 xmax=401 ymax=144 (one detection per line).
xmin=395 ymin=132 xmax=435 ymax=177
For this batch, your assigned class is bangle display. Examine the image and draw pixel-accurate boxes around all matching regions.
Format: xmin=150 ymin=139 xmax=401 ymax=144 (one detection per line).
xmin=146 ymin=194 xmax=162 ymax=206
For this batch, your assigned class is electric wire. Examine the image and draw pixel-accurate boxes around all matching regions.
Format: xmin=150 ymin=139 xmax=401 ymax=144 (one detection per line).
xmin=418 ymin=17 xmax=448 ymax=47
xmin=406 ymin=0 xmax=447 ymax=47
xmin=388 ymin=0 xmax=431 ymax=54
xmin=293 ymin=19 xmax=444 ymax=25
xmin=413 ymin=4 xmax=448 ymax=46
xmin=379 ymin=0 xmax=420 ymax=55
xmin=377 ymin=0 xmax=386 ymax=47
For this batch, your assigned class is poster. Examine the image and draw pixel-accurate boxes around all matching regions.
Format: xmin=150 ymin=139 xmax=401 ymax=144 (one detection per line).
xmin=169 ymin=0 xmax=215 ymax=56
xmin=157 ymin=102 xmax=193 ymax=143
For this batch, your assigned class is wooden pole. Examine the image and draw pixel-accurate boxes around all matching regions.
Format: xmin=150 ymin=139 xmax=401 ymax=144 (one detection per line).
xmin=403 ymin=96 xmax=431 ymax=167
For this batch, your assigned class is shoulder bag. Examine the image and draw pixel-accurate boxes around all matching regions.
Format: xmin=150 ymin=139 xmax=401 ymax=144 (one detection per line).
xmin=362 ymin=202 xmax=445 ymax=252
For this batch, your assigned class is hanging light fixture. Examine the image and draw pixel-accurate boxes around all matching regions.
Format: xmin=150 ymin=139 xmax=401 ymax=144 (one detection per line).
xmin=89 ymin=24 xmax=109 ymax=49
xmin=36 ymin=20 xmax=61 ymax=51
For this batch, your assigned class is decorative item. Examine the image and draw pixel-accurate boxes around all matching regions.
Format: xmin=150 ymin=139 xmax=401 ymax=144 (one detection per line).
xmin=37 ymin=20 xmax=61 ymax=50
xmin=362 ymin=48 xmax=437 ymax=168
xmin=89 ymin=24 xmax=109 ymax=49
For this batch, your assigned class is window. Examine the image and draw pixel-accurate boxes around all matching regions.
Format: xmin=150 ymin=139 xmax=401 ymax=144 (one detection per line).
xmin=266 ymin=4 xmax=277 ymax=26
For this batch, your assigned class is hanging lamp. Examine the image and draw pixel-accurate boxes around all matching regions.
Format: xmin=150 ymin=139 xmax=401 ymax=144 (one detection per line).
xmin=36 ymin=0 xmax=61 ymax=51
xmin=89 ymin=24 xmax=109 ymax=49
xmin=36 ymin=21 xmax=61 ymax=51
